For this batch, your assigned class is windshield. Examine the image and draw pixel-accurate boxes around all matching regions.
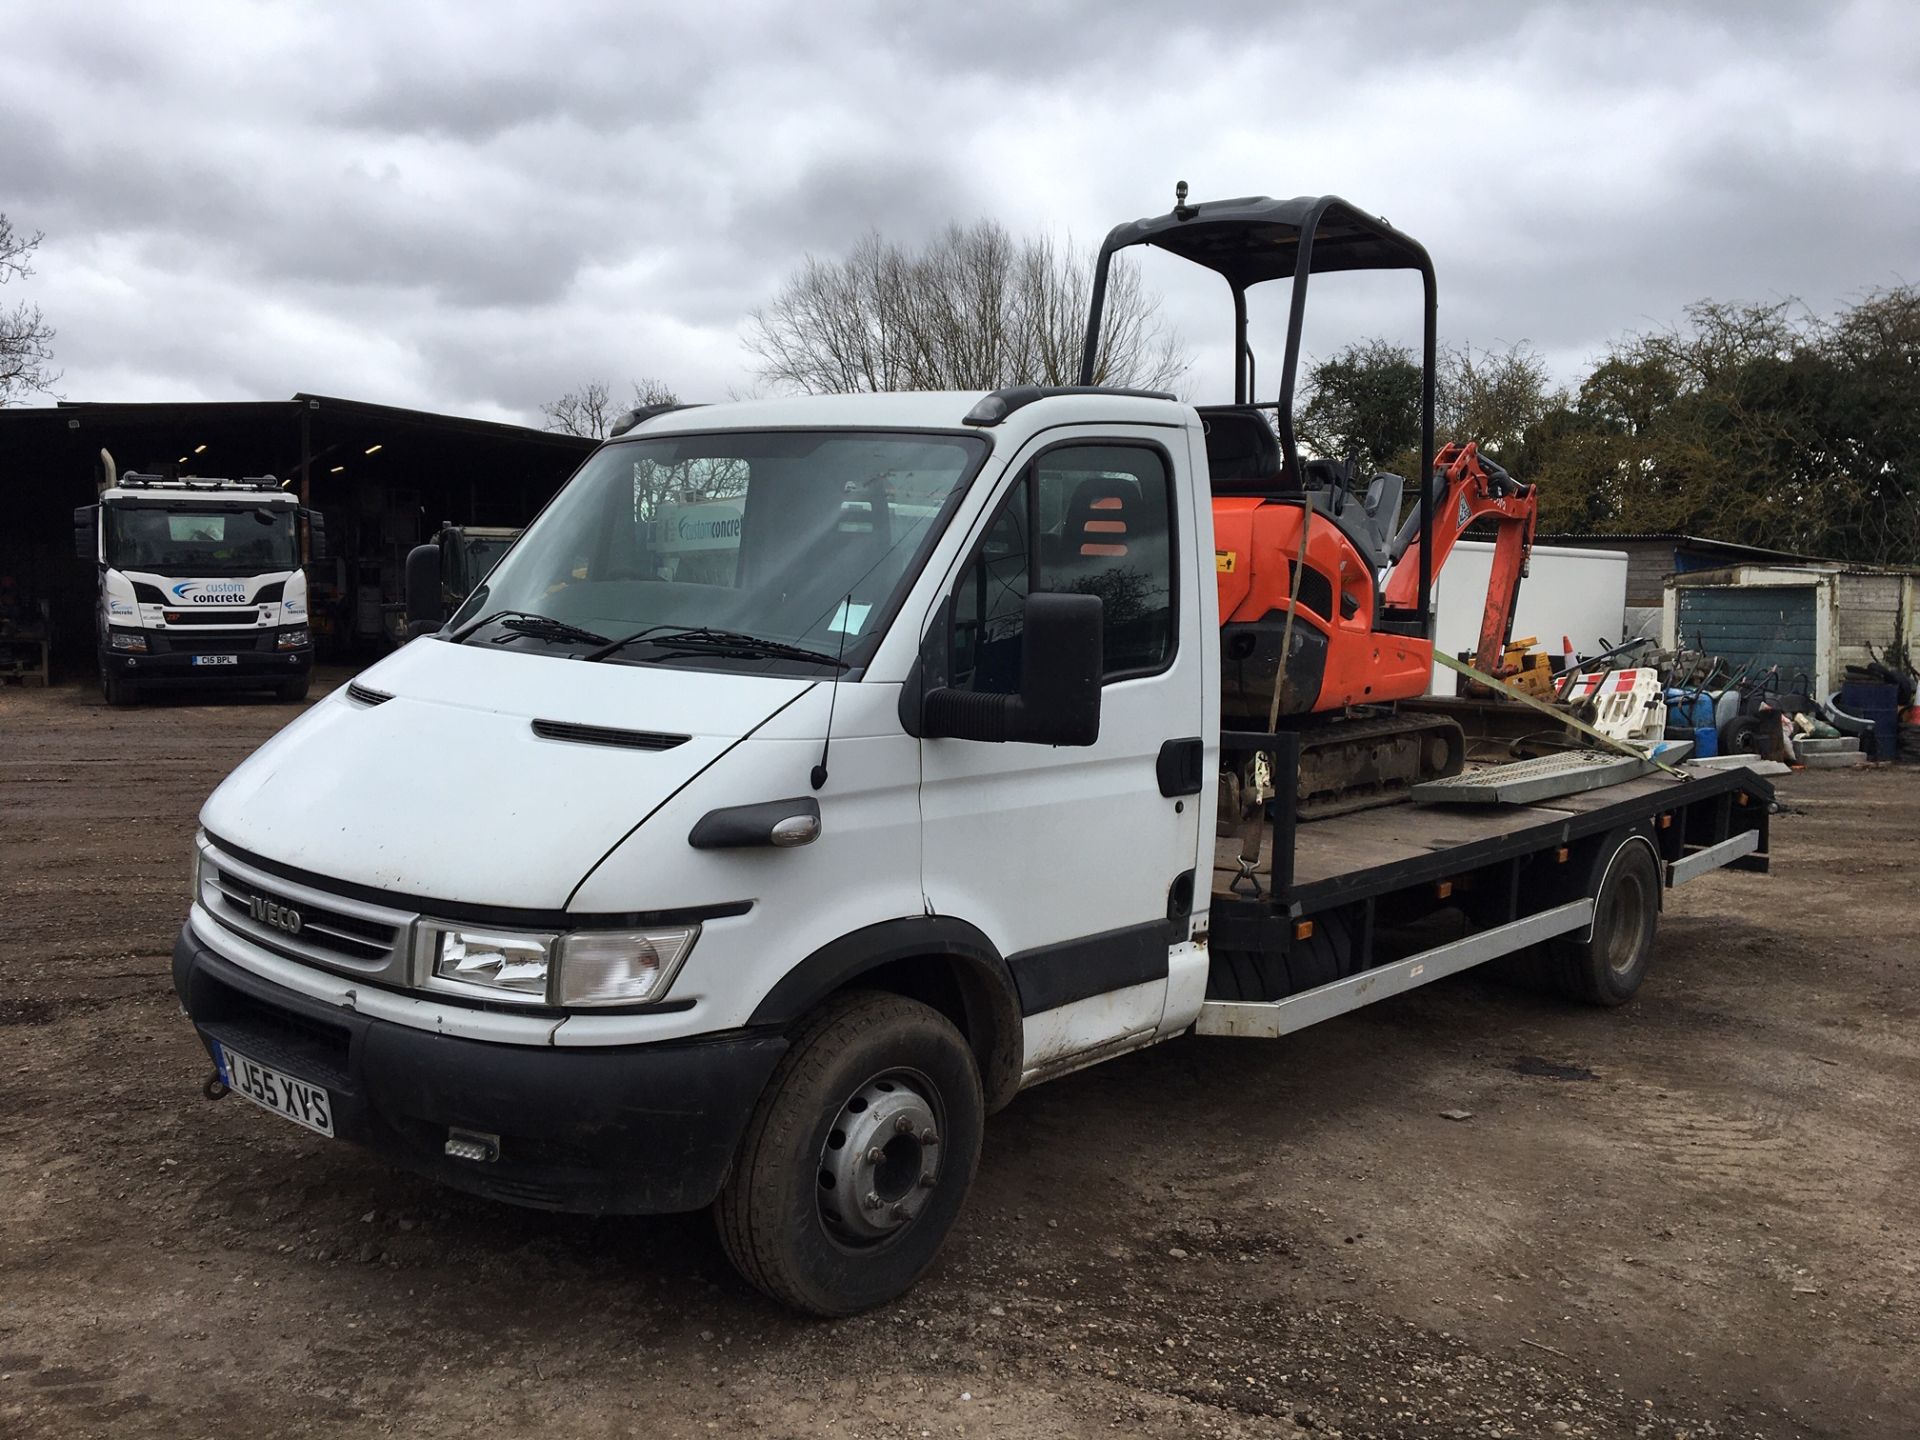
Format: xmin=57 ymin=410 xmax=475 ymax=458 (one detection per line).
xmin=106 ymin=504 xmax=298 ymax=575
xmin=462 ymin=536 xmax=515 ymax=583
xmin=451 ymin=429 xmax=988 ymax=669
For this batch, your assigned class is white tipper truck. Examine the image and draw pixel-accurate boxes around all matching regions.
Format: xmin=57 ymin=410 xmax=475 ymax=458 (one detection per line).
xmin=74 ymin=472 xmax=322 ymax=704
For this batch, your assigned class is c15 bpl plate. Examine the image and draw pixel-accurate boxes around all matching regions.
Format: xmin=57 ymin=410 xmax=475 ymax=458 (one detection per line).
xmin=192 ymin=654 xmax=240 ymax=666
xmin=215 ymin=1043 xmax=335 ymax=1137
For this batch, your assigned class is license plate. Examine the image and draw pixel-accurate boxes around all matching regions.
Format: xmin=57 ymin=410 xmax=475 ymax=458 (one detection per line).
xmin=216 ymin=1043 xmax=335 ymax=1137
xmin=192 ymin=654 xmax=240 ymax=666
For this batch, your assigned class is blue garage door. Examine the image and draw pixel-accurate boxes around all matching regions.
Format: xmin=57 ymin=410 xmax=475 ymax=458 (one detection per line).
xmin=1675 ymin=584 xmax=1817 ymax=688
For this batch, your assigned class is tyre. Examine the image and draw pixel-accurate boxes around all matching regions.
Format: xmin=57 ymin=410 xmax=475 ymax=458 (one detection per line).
xmin=276 ymin=675 xmax=311 ymax=703
xmin=1718 ymin=712 xmax=1765 ymax=757
xmin=715 ymin=991 xmax=984 ymax=1316
xmin=1548 ymin=838 xmax=1660 ymax=1006
xmin=101 ymin=672 xmax=135 ymax=707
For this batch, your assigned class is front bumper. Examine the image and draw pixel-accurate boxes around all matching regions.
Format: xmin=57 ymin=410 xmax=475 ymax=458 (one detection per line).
xmin=103 ymin=641 xmax=313 ymax=685
xmin=173 ymin=927 xmax=786 ymax=1214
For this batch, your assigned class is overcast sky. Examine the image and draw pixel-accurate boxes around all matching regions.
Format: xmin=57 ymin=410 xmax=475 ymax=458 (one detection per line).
xmin=4 ymin=0 xmax=1917 ymax=426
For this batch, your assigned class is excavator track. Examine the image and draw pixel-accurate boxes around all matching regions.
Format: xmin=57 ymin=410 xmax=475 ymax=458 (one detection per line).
xmin=1218 ymin=711 xmax=1466 ymax=832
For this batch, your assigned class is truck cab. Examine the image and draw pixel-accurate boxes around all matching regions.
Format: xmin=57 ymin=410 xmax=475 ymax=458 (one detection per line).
xmin=76 ymin=474 xmax=321 ymax=704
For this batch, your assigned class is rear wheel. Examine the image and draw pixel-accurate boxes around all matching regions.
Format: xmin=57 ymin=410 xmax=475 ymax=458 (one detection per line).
xmin=715 ymin=991 xmax=984 ymax=1316
xmin=1549 ymin=838 xmax=1660 ymax=1006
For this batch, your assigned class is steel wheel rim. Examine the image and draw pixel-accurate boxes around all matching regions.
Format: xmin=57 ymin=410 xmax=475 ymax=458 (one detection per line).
xmin=1603 ymin=866 xmax=1652 ymax=976
xmin=817 ymin=1068 xmax=943 ymax=1245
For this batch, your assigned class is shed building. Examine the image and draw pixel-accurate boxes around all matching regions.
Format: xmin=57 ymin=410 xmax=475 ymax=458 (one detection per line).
xmin=1536 ymin=532 xmax=1827 ymax=637
xmin=1661 ymin=562 xmax=1920 ymax=701
xmin=0 ymin=394 xmax=594 ymax=673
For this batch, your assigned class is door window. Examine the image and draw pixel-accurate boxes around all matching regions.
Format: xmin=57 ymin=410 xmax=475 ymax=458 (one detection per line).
xmin=948 ymin=444 xmax=1175 ymax=692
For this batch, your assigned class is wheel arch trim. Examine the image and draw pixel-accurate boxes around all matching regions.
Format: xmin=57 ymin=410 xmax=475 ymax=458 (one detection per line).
xmin=748 ymin=916 xmax=1025 ymax=1111
xmin=1576 ymin=829 xmax=1662 ymax=944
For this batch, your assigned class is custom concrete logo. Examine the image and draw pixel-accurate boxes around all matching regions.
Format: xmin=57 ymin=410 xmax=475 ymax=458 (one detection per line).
xmin=170 ymin=580 xmax=251 ymax=604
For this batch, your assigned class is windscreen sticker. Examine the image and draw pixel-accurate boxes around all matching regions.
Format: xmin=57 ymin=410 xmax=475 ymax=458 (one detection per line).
xmin=828 ymin=600 xmax=873 ymax=635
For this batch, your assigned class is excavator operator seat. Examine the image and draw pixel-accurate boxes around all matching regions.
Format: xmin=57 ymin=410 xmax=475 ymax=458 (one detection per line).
xmin=1300 ymin=459 xmax=1399 ymax=575
xmin=1196 ymin=405 xmax=1291 ymax=494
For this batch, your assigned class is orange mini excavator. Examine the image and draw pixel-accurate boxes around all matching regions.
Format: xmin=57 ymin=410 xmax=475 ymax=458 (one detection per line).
xmin=1080 ymin=187 xmax=1539 ymax=817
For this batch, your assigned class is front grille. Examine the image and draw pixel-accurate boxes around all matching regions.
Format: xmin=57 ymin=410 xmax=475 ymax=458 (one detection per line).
xmin=155 ymin=631 xmax=270 ymax=655
xmin=200 ymin=843 xmax=419 ymax=987
xmin=163 ymin=608 xmax=261 ymax=626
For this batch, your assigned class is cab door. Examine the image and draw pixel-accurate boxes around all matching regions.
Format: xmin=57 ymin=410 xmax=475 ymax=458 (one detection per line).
xmin=917 ymin=431 xmax=1204 ymax=1079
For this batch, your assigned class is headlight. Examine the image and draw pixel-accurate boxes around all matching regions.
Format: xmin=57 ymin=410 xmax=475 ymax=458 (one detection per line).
xmin=433 ymin=929 xmax=553 ymax=1000
xmin=110 ymin=630 xmax=149 ymax=652
xmin=556 ymin=927 xmax=698 ymax=1006
xmin=425 ymin=924 xmax=699 ymax=1006
xmin=277 ymin=626 xmax=310 ymax=650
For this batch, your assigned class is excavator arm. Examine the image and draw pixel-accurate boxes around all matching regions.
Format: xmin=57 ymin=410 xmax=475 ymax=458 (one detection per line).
xmin=1381 ymin=441 xmax=1538 ymax=673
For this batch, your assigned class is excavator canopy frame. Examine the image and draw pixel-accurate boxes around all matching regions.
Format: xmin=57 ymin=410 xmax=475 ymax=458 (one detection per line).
xmin=1078 ymin=193 xmax=1439 ymax=627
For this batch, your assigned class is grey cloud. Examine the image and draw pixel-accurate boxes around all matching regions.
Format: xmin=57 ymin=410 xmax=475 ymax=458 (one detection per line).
xmin=1 ymin=0 xmax=1915 ymax=426
xmin=729 ymin=152 xmax=988 ymax=261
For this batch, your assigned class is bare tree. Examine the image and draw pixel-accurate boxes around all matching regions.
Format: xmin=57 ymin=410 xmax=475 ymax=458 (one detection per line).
xmin=541 ymin=376 xmax=680 ymax=438
xmin=1 ymin=214 xmax=58 ymax=405
xmin=1436 ymin=340 xmax=1562 ymax=464
xmin=746 ymin=221 xmax=1188 ymax=396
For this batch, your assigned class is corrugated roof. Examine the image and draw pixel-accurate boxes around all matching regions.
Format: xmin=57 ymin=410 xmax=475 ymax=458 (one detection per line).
xmin=1536 ymin=532 xmax=1828 ymax=564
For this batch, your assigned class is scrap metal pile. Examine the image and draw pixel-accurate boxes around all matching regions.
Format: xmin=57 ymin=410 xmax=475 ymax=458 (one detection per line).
xmin=1452 ymin=633 xmax=1920 ymax=774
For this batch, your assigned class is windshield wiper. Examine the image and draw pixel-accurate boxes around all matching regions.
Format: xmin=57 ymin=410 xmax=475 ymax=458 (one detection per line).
xmin=453 ymin=609 xmax=611 ymax=647
xmin=585 ymin=625 xmax=849 ymax=669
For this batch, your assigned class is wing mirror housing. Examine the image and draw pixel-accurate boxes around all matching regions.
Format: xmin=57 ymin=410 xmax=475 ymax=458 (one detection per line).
xmin=302 ymin=508 xmax=328 ymax=563
xmin=73 ymin=505 xmax=98 ymax=561
xmin=921 ymin=592 xmax=1103 ymax=746
xmin=404 ymin=543 xmax=445 ymax=637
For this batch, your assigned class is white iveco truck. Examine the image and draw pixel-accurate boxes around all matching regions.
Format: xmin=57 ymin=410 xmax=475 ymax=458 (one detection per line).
xmin=172 ymin=195 xmax=1772 ymax=1316
xmin=74 ymin=472 xmax=321 ymax=704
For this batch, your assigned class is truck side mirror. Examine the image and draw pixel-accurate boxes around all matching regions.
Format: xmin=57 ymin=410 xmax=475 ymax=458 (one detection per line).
xmin=404 ymin=543 xmax=445 ymax=636
xmin=303 ymin=509 xmax=328 ymax=563
xmin=922 ymin=592 xmax=1103 ymax=746
xmin=439 ymin=526 xmax=466 ymax=599
xmin=73 ymin=506 xmax=97 ymax=562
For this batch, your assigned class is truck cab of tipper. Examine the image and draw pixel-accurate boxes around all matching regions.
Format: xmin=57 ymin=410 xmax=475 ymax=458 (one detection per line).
xmin=176 ymin=387 xmax=1216 ymax=1312
xmin=76 ymin=473 xmax=321 ymax=705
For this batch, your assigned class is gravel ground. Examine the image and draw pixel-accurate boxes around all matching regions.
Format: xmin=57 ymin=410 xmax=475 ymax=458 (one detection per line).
xmin=2 ymin=671 xmax=1916 ymax=1439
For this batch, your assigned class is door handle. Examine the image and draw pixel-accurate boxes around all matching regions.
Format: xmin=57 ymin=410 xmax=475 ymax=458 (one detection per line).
xmin=1156 ymin=737 xmax=1204 ymax=797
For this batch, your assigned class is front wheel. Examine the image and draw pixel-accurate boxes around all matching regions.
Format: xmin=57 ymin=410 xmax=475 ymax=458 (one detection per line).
xmin=275 ymin=675 xmax=311 ymax=703
xmin=715 ymin=991 xmax=984 ymax=1315
xmin=101 ymin=672 xmax=136 ymax=707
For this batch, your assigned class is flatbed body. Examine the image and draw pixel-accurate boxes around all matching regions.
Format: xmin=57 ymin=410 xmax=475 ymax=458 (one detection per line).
xmin=1213 ymin=767 xmax=1767 ymax=908
xmin=1203 ymin=729 xmax=1771 ymax=1034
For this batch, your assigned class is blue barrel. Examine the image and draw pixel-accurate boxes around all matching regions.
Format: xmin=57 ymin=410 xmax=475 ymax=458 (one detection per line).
xmin=1839 ymin=681 xmax=1899 ymax=761
xmin=1665 ymin=689 xmax=1716 ymax=732
xmin=1693 ymin=724 xmax=1719 ymax=758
